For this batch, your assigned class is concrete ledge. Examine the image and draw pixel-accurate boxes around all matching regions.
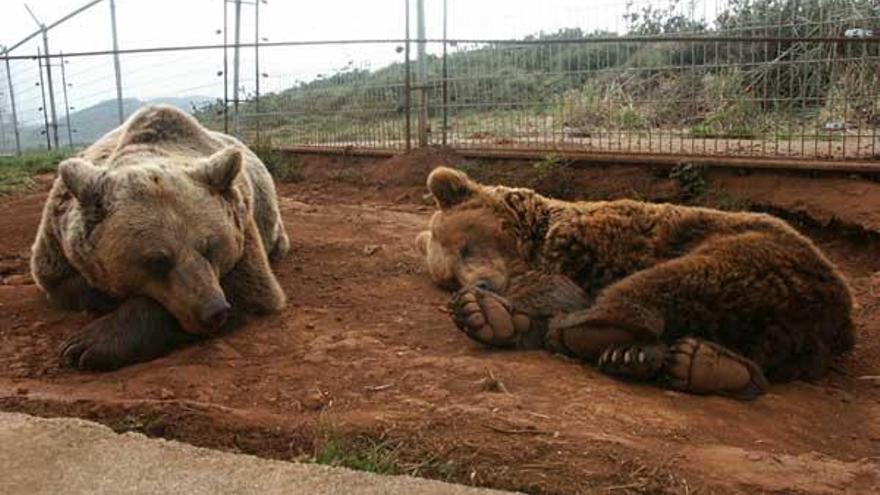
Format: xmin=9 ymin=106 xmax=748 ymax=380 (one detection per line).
xmin=0 ymin=412 xmax=514 ymax=495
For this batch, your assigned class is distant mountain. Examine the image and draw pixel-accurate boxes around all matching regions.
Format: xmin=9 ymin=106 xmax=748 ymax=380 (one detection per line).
xmin=20 ymin=96 xmax=213 ymax=150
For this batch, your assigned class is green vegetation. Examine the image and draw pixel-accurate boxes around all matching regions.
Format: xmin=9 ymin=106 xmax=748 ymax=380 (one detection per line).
xmin=313 ymin=438 xmax=402 ymax=474
xmin=669 ymin=162 xmax=708 ymax=199
xmin=0 ymin=150 xmax=71 ymax=194
xmin=251 ymin=142 xmax=304 ymax=183
xmin=532 ymin=153 xmax=568 ymax=176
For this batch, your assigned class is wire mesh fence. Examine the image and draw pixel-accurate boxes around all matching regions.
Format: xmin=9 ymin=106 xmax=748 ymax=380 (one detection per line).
xmin=1 ymin=0 xmax=879 ymax=164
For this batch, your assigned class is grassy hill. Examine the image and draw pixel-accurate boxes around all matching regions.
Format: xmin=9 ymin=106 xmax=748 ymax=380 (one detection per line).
xmin=195 ymin=0 xmax=879 ymax=147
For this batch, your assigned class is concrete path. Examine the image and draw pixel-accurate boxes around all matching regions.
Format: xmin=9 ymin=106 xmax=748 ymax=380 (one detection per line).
xmin=0 ymin=412 xmax=515 ymax=495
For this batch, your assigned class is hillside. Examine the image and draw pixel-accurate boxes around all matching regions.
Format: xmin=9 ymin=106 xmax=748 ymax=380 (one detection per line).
xmin=194 ymin=0 xmax=879 ymax=147
xmin=20 ymin=96 xmax=213 ymax=149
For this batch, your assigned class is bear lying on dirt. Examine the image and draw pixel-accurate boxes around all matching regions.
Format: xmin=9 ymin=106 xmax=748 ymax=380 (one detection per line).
xmin=31 ymin=105 xmax=290 ymax=371
xmin=416 ymin=167 xmax=855 ymax=399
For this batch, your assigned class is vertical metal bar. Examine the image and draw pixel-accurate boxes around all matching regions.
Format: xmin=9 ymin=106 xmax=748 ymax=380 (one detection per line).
xmin=840 ymin=39 xmax=848 ymax=159
xmin=416 ymin=0 xmax=426 ymax=83
xmin=4 ymin=55 xmax=22 ymax=155
xmin=232 ymin=0 xmax=242 ymax=138
xmin=59 ymin=52 xmax=73 ymax=148
xmin=42 ymin=29 xmax=59 ymax=149
xmin=254 ymin=0 xmax=261 ymax=144
xmin=223 ymin=0 xmax=229 ymax=134
xmin=418 ymin=87 xmax=428 ymax=146
xmin=404 ymin=0 xmax=411 ymax=151
xmin=441 ymin=0 xmax=447 ymax=147
xmin=0 ymin=75 xmax=5 ymax=151
xmin=37 ymin=46 xmax=51 ymax=150
xmin=109 ymin=0 xmax=124 ymax=125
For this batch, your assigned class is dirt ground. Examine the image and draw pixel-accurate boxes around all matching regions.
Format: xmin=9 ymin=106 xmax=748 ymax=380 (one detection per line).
xmin=0 ymin=150 xmax=878 ymax=494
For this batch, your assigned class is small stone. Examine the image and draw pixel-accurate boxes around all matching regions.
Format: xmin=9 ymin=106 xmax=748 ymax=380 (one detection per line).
xmin=305 ymin=322 xmax=316 ymax=330
xmin=15 ymin=386 xmax=28 ymax=396
xmin=301 ymin=390 xmax=328 ymax=410
xmin=159 ymin=388 xmax=175 ymax=400
xmin=363 ymin=244 xmax=382 ymax=256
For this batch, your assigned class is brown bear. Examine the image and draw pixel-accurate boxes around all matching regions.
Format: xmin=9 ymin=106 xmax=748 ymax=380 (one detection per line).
xmin=31 ymin=105 xmax=290 ymax=371
xmin=416 ymin=167 xmax=855 ymax=399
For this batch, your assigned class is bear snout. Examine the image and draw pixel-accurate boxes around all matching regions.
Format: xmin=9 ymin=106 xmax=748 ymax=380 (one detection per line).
xmin=199 ymin=297 xmax=232 ymax=331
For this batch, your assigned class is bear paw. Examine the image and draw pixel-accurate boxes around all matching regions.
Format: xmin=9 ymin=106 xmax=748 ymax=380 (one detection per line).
xmin=449 ymin=287 xmax=540 ymax=348
xmin=597 ymin=342 xmax=667 ymax=380
xmin=60 ymin=322 xmax=131 ymax=371
xmin=665 ymin=338 xmax=769 ymax=400
xmin=60 ymin=298 xmax=197 ymax=371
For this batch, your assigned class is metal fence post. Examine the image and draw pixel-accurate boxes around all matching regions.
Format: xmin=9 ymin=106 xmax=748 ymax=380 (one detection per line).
xmin=416 ymin=0 xmax=427 ymax=147
xmin=441 ymin=0 xmax=448 ymax=146
xmin=36 ymin=46 xmax=51 ymax=150
xmin=232 ymin=0 xmax=242 ymax=138
xmin=254 ymin=0 xmax=261 ymax=144
xmin=59 ymin=51 xmax=73 ymax=148
xmin=404 ymin=0 xmax=411 ymax=151
xmin=417 ymin=86 xmax=428 ymax=146
xmin=222 ymin=0 xmax=229 ymax=134
xmin=109 ymin=0 xmax=124 ymax=125
xmin=41 ymin=29 xmax=59 ymax=149
xmin=416 ymin=0 xmax=426 ymax=82
xmin=3 ymin=54 xmax=22 ymax=155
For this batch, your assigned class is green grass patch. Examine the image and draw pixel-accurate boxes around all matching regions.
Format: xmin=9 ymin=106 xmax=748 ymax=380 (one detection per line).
xmin=252 ymin=145 xmax=304 ymax=183
xmin=0 ymin=150 xmax=71 ymax=194
xmin=313 ymin=438 xmax=402 ymax=475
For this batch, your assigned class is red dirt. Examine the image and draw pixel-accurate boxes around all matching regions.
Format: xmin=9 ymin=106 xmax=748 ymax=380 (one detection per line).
xmin=0 ymin=155 xmax=879 ymax=495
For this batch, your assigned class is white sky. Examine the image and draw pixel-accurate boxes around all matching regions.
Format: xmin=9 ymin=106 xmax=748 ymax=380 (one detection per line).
xmin=0 ymin=0 xmax=720 ymax=128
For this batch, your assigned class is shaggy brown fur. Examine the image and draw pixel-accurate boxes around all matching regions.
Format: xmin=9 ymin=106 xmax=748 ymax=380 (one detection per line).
xmin=31 ymin=105 xmax=290 ymax=370
xmin=417 ymin=167 xmax=854 ymax=399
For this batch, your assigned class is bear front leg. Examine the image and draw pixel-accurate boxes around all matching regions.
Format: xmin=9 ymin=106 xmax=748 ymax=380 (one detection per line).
xmin=221 ymin=220 xmax=286 ymax=314
xmin=31 ymin=219 xmax=117 ymax=313
xmin=598 ymin=338 xmax=769 ymax=399
xmin=450 ymin=272 xmax=591 ymax=349
xmin=60 ymin=297 xmax=198 ymax=371
xmin=44 ymin=273 xmax=118 ymax=313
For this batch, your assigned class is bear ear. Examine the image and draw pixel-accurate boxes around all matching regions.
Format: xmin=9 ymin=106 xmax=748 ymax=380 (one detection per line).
xmin=427 ymin=167 xmax=478 ymax=209
xmin=192 ymin=146 xmax=243 ymax=193
xmin=59 ymin=158 xmax=102 ymax=204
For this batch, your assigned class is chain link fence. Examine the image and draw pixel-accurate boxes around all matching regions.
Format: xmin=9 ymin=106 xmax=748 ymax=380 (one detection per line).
xmin=2 ymin=0 xmax=879 ymax=165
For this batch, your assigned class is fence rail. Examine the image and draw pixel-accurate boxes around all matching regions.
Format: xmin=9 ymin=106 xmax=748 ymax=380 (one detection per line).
xmin=1 ymin=0 xmax=879 ymax=166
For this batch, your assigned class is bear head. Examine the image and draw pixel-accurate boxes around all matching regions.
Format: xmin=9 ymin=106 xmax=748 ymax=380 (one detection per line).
xmin=416 ymin=167 xmax=542 ymax=292
xmin=57 ymin=146 xmax=249 ymax=334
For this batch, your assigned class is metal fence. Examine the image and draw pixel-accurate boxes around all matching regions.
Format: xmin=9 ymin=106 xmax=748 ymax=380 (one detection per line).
xmin=2 ymin=0 xmax=879 ymax=166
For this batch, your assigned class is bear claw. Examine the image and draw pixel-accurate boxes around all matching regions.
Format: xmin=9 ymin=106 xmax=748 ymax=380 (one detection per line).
xmin=597 ymin=343 xmax=667 ymax=380
xmin=60 ymin=326 xmax=126 ymax=371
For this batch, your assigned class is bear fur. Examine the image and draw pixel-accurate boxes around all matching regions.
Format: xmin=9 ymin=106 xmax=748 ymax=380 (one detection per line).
xmin=31 ymin=105 xmax=290 ymax=370
xmin=417 ymin=167 xmax=854 ymax=399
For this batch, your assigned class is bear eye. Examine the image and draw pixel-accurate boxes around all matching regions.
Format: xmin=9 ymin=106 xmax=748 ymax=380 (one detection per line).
xmin=460 ymin=242 xmax=472 ymax=259
xmin=201 ymin=237 xmax=220 ymax=261
xmin=144 ymin=252 xmax=174 ymax=278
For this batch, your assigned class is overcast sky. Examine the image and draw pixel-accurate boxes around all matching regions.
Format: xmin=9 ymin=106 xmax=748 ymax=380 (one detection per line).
xmin=0 ymin=0 xmax=719 ymax=129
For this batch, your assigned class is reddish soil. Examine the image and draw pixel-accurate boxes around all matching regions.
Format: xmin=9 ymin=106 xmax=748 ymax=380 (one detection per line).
xmin=0 ymin=152 xmax=879 ymax=495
